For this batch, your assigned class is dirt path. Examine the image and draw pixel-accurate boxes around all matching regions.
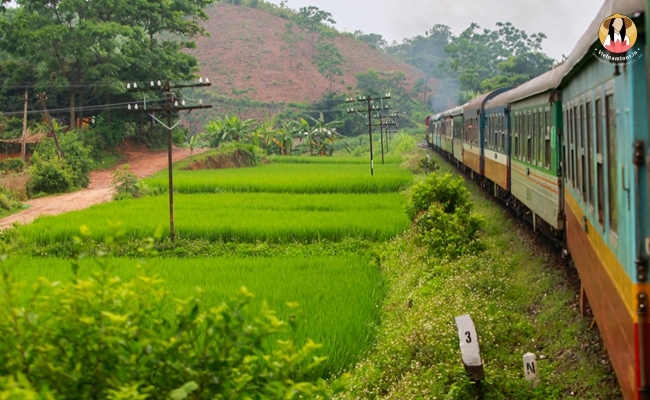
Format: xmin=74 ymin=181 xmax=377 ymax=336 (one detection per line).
xmin=0 ymin=147 xmax=206 ymax=230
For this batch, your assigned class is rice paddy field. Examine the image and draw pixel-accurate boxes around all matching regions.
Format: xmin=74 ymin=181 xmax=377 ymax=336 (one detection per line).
xmin=144 ymin=162 xmax=413 ymax=194
xmin=2 ymin=155 xmax=414 ymax=378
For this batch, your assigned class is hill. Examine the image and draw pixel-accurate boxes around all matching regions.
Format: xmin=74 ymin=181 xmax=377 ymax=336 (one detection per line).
xmin=187 ymin=3 xmax=427 ymax=113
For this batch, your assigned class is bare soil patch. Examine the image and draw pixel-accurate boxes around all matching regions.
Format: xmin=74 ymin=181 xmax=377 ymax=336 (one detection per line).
xmin=0 ymin=146 xmax=206 ymax=230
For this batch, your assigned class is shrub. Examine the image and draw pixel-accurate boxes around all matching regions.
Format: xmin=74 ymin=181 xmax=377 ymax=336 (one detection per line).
xmin=111 ymin=164 xmax=139 ymax=200
xmin=27 ymin=132 xmax=93 ymax=196
xmin=27 ymin=156 xmax=74 ymax=195
xmin=0 ymin=253 xmax=337 ymax=399
xmin=405 ymin=173 xmax=484 ymax=259
xmin=0 ymin=158 xmax=25 ymax=174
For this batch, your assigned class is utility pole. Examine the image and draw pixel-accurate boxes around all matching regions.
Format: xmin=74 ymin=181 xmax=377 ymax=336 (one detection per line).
xmin=345 ymin=93 xmax=391 ymax=176
xmin=38 ymin=93 xmax=63 ymax=159
xmin=21 ymin=89 xmax=28 ymax=161
xmin=373 ymin=114 xmax=397 ymax=165
xmin=127 ymin=78 xmax=212 ymax=242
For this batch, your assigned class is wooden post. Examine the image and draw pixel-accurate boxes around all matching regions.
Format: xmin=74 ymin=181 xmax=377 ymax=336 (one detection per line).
xmin=21 ymin=88 xmax=28 ymax=161
xmin=38 ymin=93 xmax=63 ymax=159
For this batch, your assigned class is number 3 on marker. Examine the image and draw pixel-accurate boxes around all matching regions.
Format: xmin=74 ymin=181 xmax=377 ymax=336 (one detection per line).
xmin=465 ymin=331 xmax=472 ymax=343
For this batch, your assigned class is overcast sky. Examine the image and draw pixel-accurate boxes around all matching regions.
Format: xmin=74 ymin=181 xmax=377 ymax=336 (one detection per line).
xmin=265 ymin=0 xmax=603 ymax=61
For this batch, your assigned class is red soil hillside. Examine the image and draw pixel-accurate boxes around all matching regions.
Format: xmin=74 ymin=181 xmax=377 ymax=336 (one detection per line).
xmin=188 ymin=3 xmax=427 ymax=105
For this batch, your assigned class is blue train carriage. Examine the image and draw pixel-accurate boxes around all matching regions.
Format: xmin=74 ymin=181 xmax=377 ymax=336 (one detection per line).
xmin=483 ymin=91 xmax=513 ymax=200
xmin=506 ymin=65 xmax=566 ymax=237
xmin=463 ymin=89 xmax=512 ymax=179
xmin=450 ymin=104 xmax=466 ymax=167
xmin=560 ymin=0 xmax=649 ymax=398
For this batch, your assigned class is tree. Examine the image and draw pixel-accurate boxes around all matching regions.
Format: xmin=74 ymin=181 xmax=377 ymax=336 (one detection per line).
xmin=435 ymin=21 xmax=553 ymax=100
xmin=281 ymin=22 xmax=303 ymax=68
xmin=353 ymin=31 xmax=388 ymax=51
xmin=0 ymin=0 xmax=215 ymax=129
xmin=313 ymin=42 xmax=344 ymax=92
xmin=294 ymin=6 xmax=335 ymax=55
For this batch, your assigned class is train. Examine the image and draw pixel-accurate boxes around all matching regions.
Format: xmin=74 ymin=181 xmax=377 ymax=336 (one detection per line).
xmin=425 ymin=0 xmax=650 ymax=398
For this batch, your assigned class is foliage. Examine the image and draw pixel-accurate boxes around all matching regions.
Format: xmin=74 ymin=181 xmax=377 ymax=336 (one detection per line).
xmin=90 ymin=113 xmax=137 ymax=152
xmin=202 ymin=114 xmax=258 ymax=147
xmin=0 ymin=0 xmax=215 ymax=127
xmin=314 ymin=41 xmax=344 ymax=93
xmin=299 ymin=113 xmax=347 ymax=156
xmin=111 ymin=164 xmax=153 ymax=201
xmin=339 ymin=152 xmax=620 ymax=399
xmin=405 ymin=173 xmax=484 ymax=259
xmin=416 ymin=155 xmax=439 ymax=174
xmin=353 ymin=30 xmax=388 ymax=51
xmin=293 ymin=6 xmax=336 ymax=53
xmin=0 ymin=158 xmax=25 ymax=174
xmin=440 ymin=22 xmax=553 ymax=99
xmin=26 ymin=131 xmax=93 ymax=196
xmin=0 ymin=253 xmax=338 ymax=399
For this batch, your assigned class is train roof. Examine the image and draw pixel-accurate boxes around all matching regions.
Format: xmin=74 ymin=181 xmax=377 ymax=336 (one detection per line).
xmin=464 ymin=87 xmax=512 ymax=113
xmin=561 ymin=0 xmax=645 ymax=84
xmin=503 ymin=65 xmax=566 ymax=104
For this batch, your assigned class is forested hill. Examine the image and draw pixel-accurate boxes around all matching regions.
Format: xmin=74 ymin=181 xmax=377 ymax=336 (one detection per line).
xmin=187 ymin=2 xmax=428 ymax=104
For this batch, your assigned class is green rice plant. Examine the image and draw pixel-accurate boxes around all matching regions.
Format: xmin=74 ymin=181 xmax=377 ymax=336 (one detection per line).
xmin=5 ymin=254 xmax=384 ymax=379
xmin=145 ymin=163 xmax=413 ymax=194
xmin=266 ymin=155 xmax=404 ymax=164
xmin=11 ymin=192 xmax=409 ymax=245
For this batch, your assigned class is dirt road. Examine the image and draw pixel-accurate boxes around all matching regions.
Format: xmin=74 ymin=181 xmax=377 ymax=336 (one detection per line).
xmin=0 ymin=147 xmax=204 ymax=230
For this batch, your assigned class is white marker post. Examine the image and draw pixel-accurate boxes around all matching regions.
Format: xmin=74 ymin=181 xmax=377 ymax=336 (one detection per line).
xmin=523 ymin=352 xmax=540 ymax=386
xmin=455 ymin=314 xmax=484 ymax=381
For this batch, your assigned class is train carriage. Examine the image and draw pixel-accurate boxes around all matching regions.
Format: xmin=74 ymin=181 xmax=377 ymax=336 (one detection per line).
xmin=483 ymin=91 xmax=512 ymax=199
xmin=463 ymin=89 xmax=511 ymax=178
xmin=506 ymin=66 xmax=565 ymax=235
xmin=440 ymin=109 xmax=454 ymax=158
xmin=451 ymin=104 xmax=465 ymax=166
xmin=559 ymin=1 xmax=649 ymax=398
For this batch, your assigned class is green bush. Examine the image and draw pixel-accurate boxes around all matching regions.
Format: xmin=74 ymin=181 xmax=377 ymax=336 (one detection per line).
xmin=27 ymin=156 xmax=73 ymax=195
xmin=0 ymin=254 xmax=337 ymax=399
xmin=111 ymin=164 xmax=154 ymax=201
xmin=27 ymin=132 xmax=93 ymax=196
xmin=0 ymin=158 xmax=25 ymax=174
xmin=405 ymin=173 xmax=484 ymax=259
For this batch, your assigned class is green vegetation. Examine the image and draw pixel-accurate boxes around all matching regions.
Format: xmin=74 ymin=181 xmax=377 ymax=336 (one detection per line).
xmin=0 ymin=136 xmax=622 ymax=397
xmin=146 ymin=162 xmax=412 ymax=194
xmin=5 ymin=253 xmax=383 ymax=380
xmin=11 ymin=191 xmax=408 ymax=244
xmin=0 ymin=256 xmax=341 ymax=398
xmin=339 ymin=150 xmax=620 ymax=399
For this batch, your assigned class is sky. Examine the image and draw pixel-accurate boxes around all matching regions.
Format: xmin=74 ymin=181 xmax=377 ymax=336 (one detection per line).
xmin=265 ymin=0 xmax=603 ymax=61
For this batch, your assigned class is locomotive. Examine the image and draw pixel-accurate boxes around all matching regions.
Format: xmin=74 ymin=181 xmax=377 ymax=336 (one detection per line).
xmin=425 ymin=0 xmax=650 ymax=398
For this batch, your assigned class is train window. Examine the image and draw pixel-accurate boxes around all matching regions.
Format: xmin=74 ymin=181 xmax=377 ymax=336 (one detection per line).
xmin=545 ymin=109 xmax=551 ymax=169
xmin=532 ymin=111 xmax=537 ymax=163
xmin=606 ymin=94 xmax=618 ymax=235
xmin=527 ymin=112 xmax=532 ymax=162
xmin=501 ymin=116 xmax=506 ymax=153
xmin=580 ymin=104 xmax=587 ymax=202
xmin=537 ymin=110 xmax=545 ymax=167
xmin=595 ymin=98 xmax=605 ymax=226
xmin=566 ymin=107 xmax=573 ymax=187
xmin=571 ymin=106 xmax=578 ymax=191
xmin=585 ymin=101 xmax=594 ymax=211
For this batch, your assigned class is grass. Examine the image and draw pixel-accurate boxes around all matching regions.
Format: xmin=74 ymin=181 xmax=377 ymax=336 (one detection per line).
xmin=11 ymin=192 xmax=409 ymax=244
xmin=144 ymin=162 xmax=413 ymax=194
xmin=4 ymin=253 xmax=384 ymax=379
xmin=338 ymin=149 xmax=621 ymax=399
